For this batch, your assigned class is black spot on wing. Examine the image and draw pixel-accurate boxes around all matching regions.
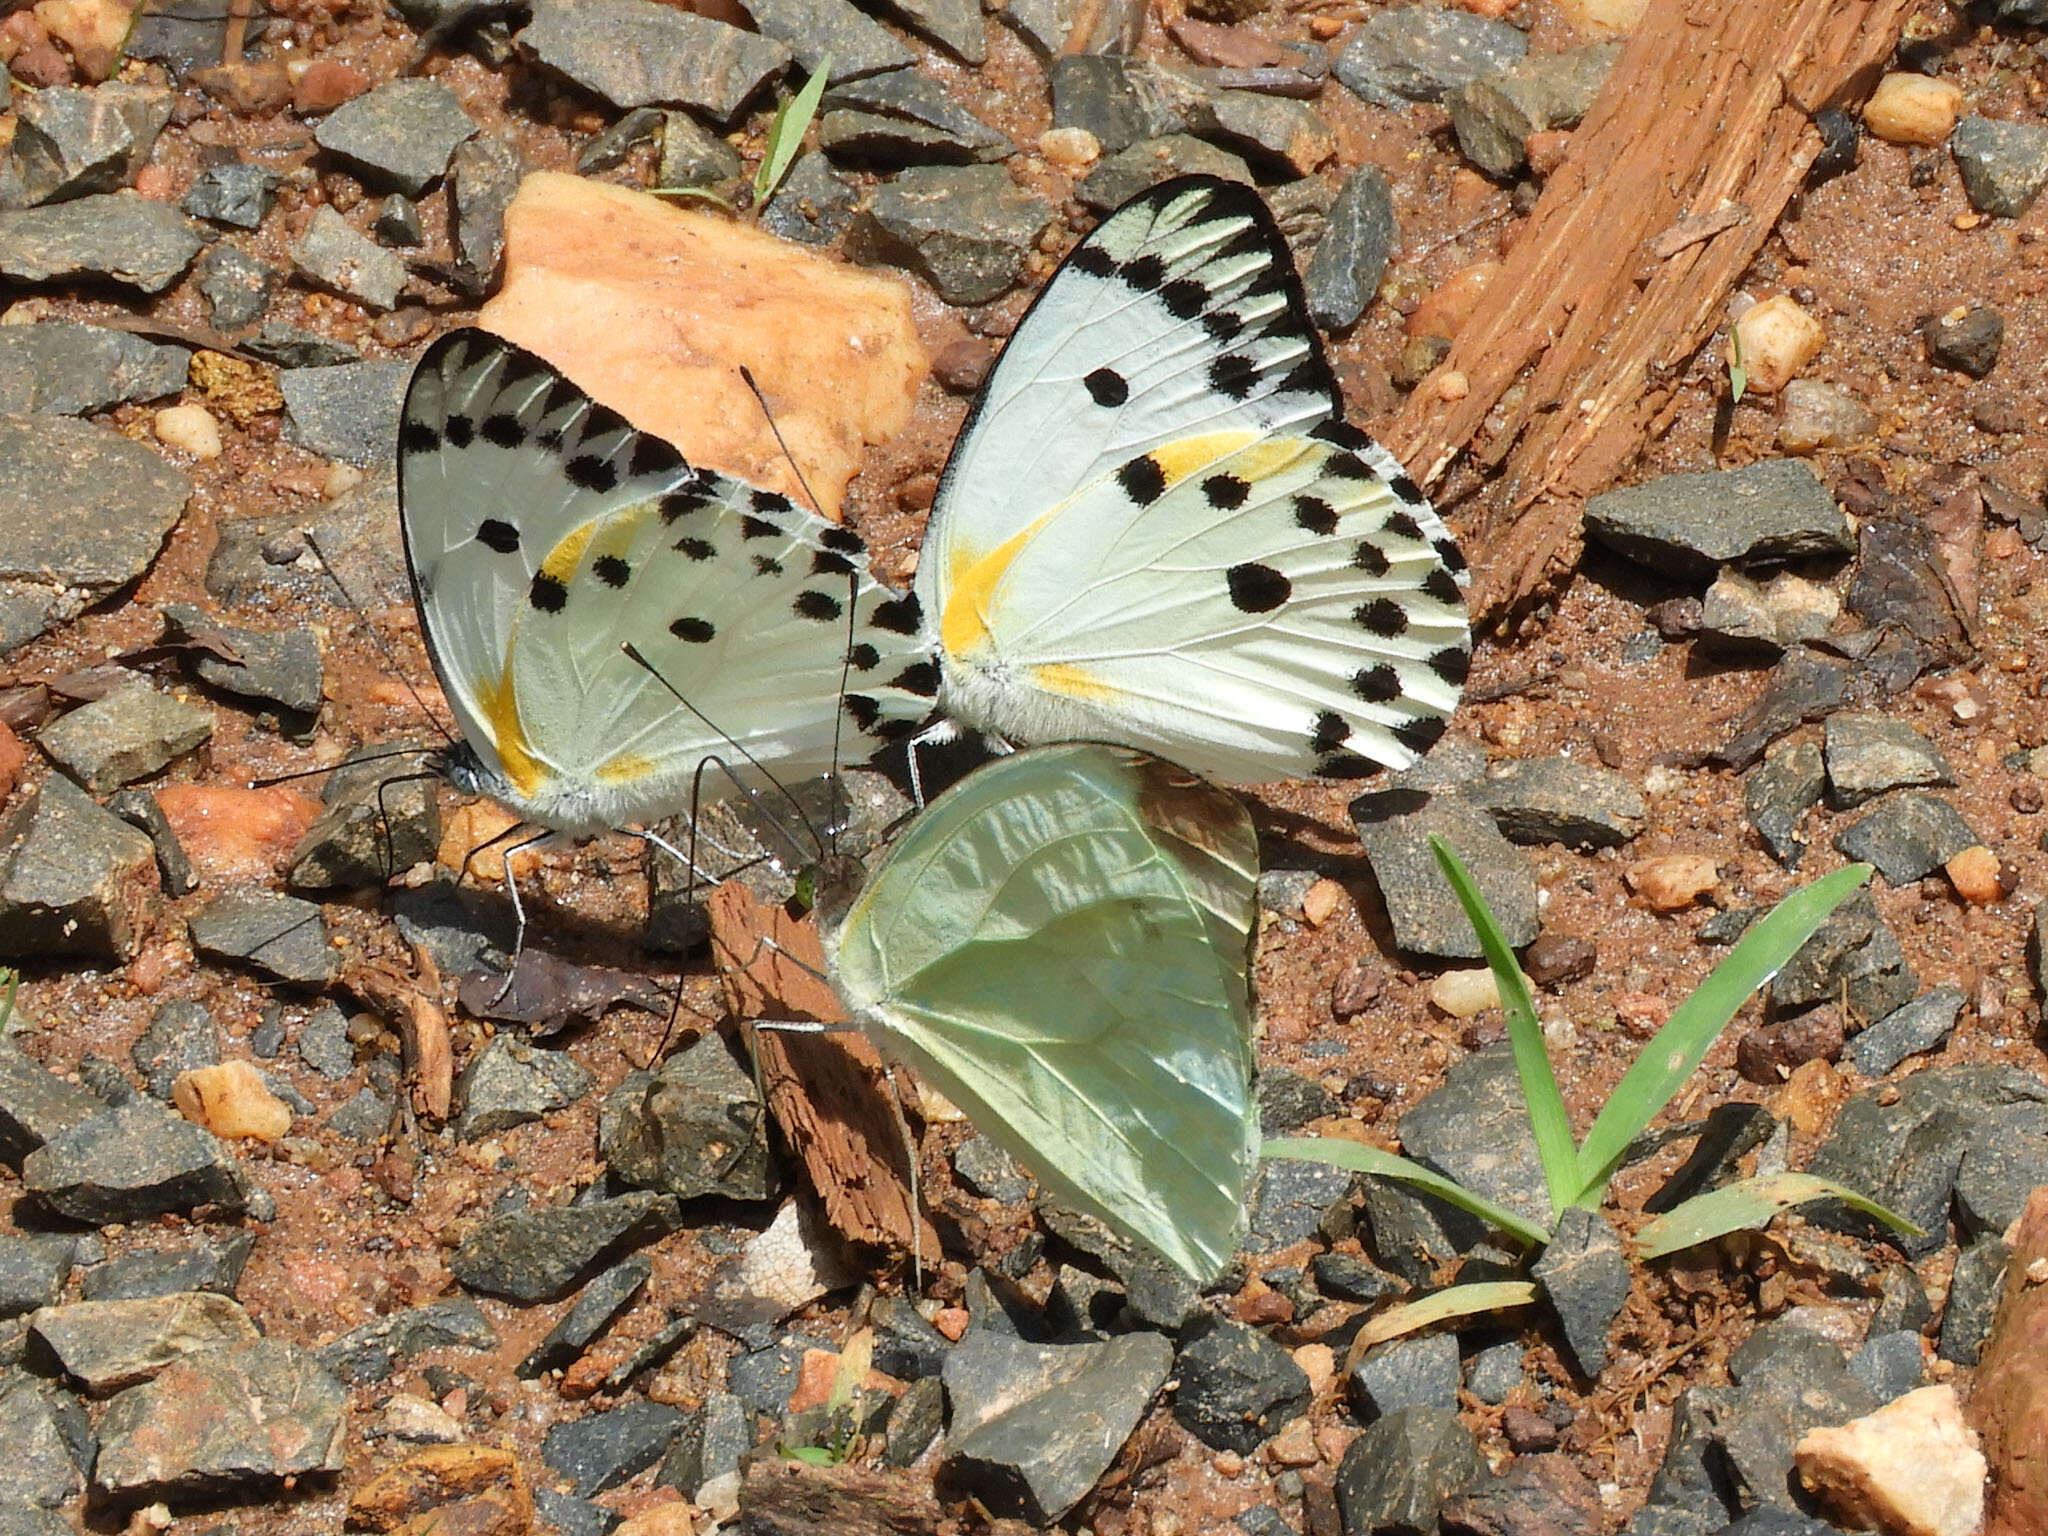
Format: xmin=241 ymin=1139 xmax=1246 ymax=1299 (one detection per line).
xmin=741 ymin=517 xmax=779 ymax=539
xmin=1203 ymin=473 xmax=1251 ymax=510
xmin=481 ymin=413 xmax=523 ymax=448
xmin=872 ymin=717 xmax=921 ymax=743
xmin=1294 ymin=496 xmax=1337 ymax=535
xmin=1354 ymin=598 xmax=1408 ymax=636
xmin=660 ymin=492 xmax=710 ymax=522
xmin=1209 ymin=354 xmax=1258 ymax=399
xmin=1390 ymin=474 xmax=1426 ymax=505
xmin=1351 ymin=664 xmax=1401 ymax=704
xmin=628 ymin=435 xmax=682 ymax=479
xmin=819 ymin=525 xmax=863 ymax=554
xmin=670 ymin=616 xmax=714 ymax=643
xmin=1431 ymin=646 xmax=1471 ymax=686
xmin=1423 ymin=568 xmax=1464 ymax=606
xmin=1203 ymin=310 xmax=1245 ymax=343
xmin=399 ymin=421 xmax=440 ymax=455
xmin=794 ymin=590 xmax=842 ymax=622
xmin=1353 ymin=541 xmax=1390 ymax=577
xmin=1120 ymin=253 xmax=1166 ymax=291
xmin=849 ymin=642 xmax=879 ymax=671
xmin=1310 ymin=710 xmax=1350 ymax=753
xmin=753 ymin=555 xmax=784 ymax=576
xmin=752 ymin=490 xmax=794 ymax=515
xmin=1395 ymin=715 xmax=1448 ymax=757
xmin=1311 ymin=420 xmax=1371 ymax=451
xmin=871 ymin=594 xmax=922 ymax=635
xmin=889 ymin=661 xmax=940 ymax=696
xmin=444 ymin=415 xmax=473 ymax=449
xmin=1325 ymin=452 xmax=1369 ymax=480
xmin=1226 ymin=562 xmax=1290 ymax=613
xmin=1385 ymin=510 xmax=1423 ymax=541
xmin=843 ymin=694 xmax=880 ymax=731
xmin=592 ymin=555 xmax=630 ymax=588
xmin=476 ymin=519 xmax=519 ymax=553
xmin=1084 ymin=367 xmax=1129 ymax=407
xmin=673 ymin=536 xmax=715 ymax=560
xmin=1279 ymin=357 xmax=1334 ymax=398
xmin=529 ymin=573 xmax=568 ymax=613
xmin=1070 ymin=245 xmax=1116 ymax=278
xmin=1117 ymin=454 xmax=1167 ymax=506
xmin=1317 ymin=752 xmax=1379 ymax=780
xmin=811 ymin=549 xmax=855 ymax=577
xmin=1436 ymin=537 xmax=1468 ymax=574
xmin=1160 ymin=278 xmax=1208 ymax=318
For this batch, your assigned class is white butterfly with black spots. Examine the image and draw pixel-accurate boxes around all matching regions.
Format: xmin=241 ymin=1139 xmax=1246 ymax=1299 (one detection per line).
xmin=915 ymin=173 xmax=1470 ymax=783
xmin=397 ymin=330 xmax=936 ymax=841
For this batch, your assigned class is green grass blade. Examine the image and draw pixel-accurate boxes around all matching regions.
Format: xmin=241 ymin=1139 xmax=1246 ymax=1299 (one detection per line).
xmin=1428 ymin=836 xmax=1578 ymax=1221
xmin=1264 ymin=1137 xmax=1552 ymax=1248
xmin=1571 ymin=863 xmax=1871 ymax=1206
xmin=1634 ymin=1171 xmax=1923 ymax=1260
xmin=755 ymin=54 xmax=832 ymax=202
xmin=1345 ymin=1281 xmax=1541 ymax=1357
xmin=651 ymin=186 xmax=737 ymax=211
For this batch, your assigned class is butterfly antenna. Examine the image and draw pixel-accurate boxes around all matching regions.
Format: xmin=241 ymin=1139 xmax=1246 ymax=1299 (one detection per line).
xmin=738 ymin=365 xmax=824 ymax=514
xmin=245 ymin=743 xmax=427 ymax=790
xmin=302 ymin=529 xmax=457 ymax=749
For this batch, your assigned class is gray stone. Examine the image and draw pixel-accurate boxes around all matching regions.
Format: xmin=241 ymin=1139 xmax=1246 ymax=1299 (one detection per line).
xmin=1335 ymin=1405 xmax=1484 ymax=1536
xmin=1257 ymin=1068 xmax=1337 ymax=1137
xmin=1825 ymin=713 xmax=1957 ymax=805
xmin=125 ymin=0 xmax=274 ymax=71
xmin=279 ymin=359 xmax=409 ymax=465
xmin=450 ymin=1191 xmax=681 ymax=1302
xmin=390 ymin=876 xmax=515 ymax=977
xmin=315 ymin=78 xmax=477 ymax=195
xmin=941 ymin=1328 xmax=1172 ymax=1524
xmin=756 ymin=152 xmax=857 ymax=246
xmin=1777 ymin=377 xmax=1878 ymax=455
xmin=1350 ymin=788 xmax=1537 ymax=958
xmin=531 ymin=1489 xmax=619 ymax=1536
xmin=315 ymin=1296 xmax=496 ymax=1385
xmin=1447 ymin=43 xmax=1620 ymax=178
xmin=243 ymin=322 xmax=361 ymax=368
xmin=1953 ymin=114 xmax=2048 ymax=217
xmin=544 ymin=1399 xmax=685 ymax=1497
xmin=23 ymin=1100 xmax=247 ymax=1223
xmin=822 ymin=70 xmax=1010 ymax=166
xmin=0 ymin=193 xmax=204 ymax=292
xmin=1462 ymin=1339 xmax=1524 ymax=1405
xmin=1398 ymin=1043 xmax=1548 ymax=1226
xmin=181 ymin=162 xmax=280 ymax=228
xmin=0 ymin=1044 xmax=105 ymax=1170
xmin=885 ymin=0 xmax=982 ymax=62
xmin=291 ymin=205 xmax=407 ymax=310
xmin=0 ymin=1372 xmax=90 ymax=1508
xmin=1697 ymin=569 xmax=1839 ymax=650
xmin=868 ymin=1295 xmax=950 ymax=1382
xmin=1850 ymin=986 xmax=1965 ymax=1077
xmin=456 ymin=1033 xmax=592 ymax=1140
xmin=598 ymin=1031 xmax=773 ymax=1200
xmin=287 ymin=745 xmax=439 ymax=889
xmin=451 ymin=133 xmax=521 ymax=291
xmin=1831 ymin=793 xmax=1977 ymax=886
xmin=522 ymin=0 xmax=790 ymax=119
xmin=1470 ymin=757 xmax=1645 ymax=849
xmin=1871 ymin=1264 xmax=1932 ymax=1337
xmin=1077 ymin=134 xmax=1254 ymax=212
xmin=1049 ymin=55 xmax=1190 ymax=158
xmin=94 ymin=1338 xmax=346 ymax=1499
xmin=861 ymin=164 xmax=1054 ymax=306
xmin=578 ymin=106 xmax=664 ymax=174
xmin=656 ymin=1390 xmax=748 ymax=1497
xmin=82 ymin=1230 xmax=253 ymax=1301
xmin=131 ymin=999 xmax=220 ymax=1100
xmin=1954 ymin=1116 xmax=2048 ymax=1239
xmin=1532 ymin=1207 xmax=1631 ymax=1378
xmin=1171 ymin=1313 xmax=1310 ymax=1453
xmin=0 ymin=1234 xmax=74 ymax=1319
xmin=1349 ymin=1332 xmax=1459 ymax=1421
xmin=1585 ymin=459 xmax=1851 ymax=582
xmin=1304 ymin=166 xmax=1395 ymax=330
xmin=1242 ymin=1154 xmax=1355 ymax=1254
xmin=1704 ymin=1353 xmax=1877 ymax=1513
xmin=29 ymin=1291 xmax=260 ymax=1393
xmin=884 ymin=1374 xmax=945 ymax=1467
xmin=1923 ymin=305 xmax=2004 ymax=378
xmin=1713 ymin=649 xmax=1859 ymax=772
xmin=374 ymin=193 xmax=424 ymax=248
xmin=1312 ymin=1251 xmax=1400 ymax=1304
xmin=1001 ymin=0 xmax=1140 ymax=56
xmin=1937 ymin=1236 xmax=2008 ymax=1366
xmin=1334 ymin=6 xmax=1528 ymax=107
xmin=1846 ymin=1330 xmax=1924 ymax=1402
xmin=519 ymin=1255 xmax=651 ymax=1377
xmin=1745 ymin=739 xmax=1825 ymax=868
xmin=2 ymin=84 xmax=172 ymax=208
xmin=102 ymin=788 xmax=198 ymax=891
xmin=0 ymin=413 xmax=190 ymax=649
xmin=195 ymin=244 xmax=275 ymax=329
xmin=40 ymin=679 xmax=214 ymax=792
xmin=0 ymin=774 xmax=159 ymax=963
xmin=0 ymin=322 xmax=188 ymax=415
xmin=0 ymin=1503 xmax=76 ymax=1536
xmin=738 ymin=0 xmax=912 ymax=82
xmin=189 ymin=889 xmax=335 ymax=986
xmin=1194 ymin=90 xmax=1333 ymax=177
xmin=954 ymin=1134 xmax=1031 ymax=1204
xmin=1360 ymin=1176 xmax=1482 ymax=1286
xmin=297 ymin=1003 xmax=356 ymax=1079
xmin=1768 ymin=888 xmax=1916 ymax=1022
xmin=325 ymin=1084 xmax=395 ymax=1141
xmin=658 ymin=113 xmax=741 ymax=188
xmin=162 ymin=603 xmax=324 ymax=719
xmin=1646 ymin=1103 xmax=1777 ymax=1216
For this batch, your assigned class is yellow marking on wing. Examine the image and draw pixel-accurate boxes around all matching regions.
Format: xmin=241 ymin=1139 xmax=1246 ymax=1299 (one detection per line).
xmin=586 ymin=500 xmax=656 ymax=564
xmin=596 ymin=752 xmax=654 ymax=784
xmin=539 ymin=523 xmax=597 ymax=586
xmin=1028 ymin=661 xmax=1123 ymax=703
xmin=940 ymin=508 xmax=1059 ymax=659
xmin=475 ymin=666 xmax=547 ymax=799
xmin=1146 ymin=430 xmax=1261 ymax=486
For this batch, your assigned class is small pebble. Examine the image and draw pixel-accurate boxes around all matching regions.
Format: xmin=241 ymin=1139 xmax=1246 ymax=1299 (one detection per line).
xmin=1943 ymin=845 xmax=2003 ymax=904
xmin=1405 ymin=261 xmax=1501 ymax=341
xmin=1501 ymin=1403 xmax=1558 ymax=1453
xmin=1862 ymin=73 xmax=1963 ymax=146
xmin=1733 ymin=294 xmax=1824 ymax=395
xmin=154 ymin=404 xmax=225 ymax=460
xmin=1330 ymin=959 xmax=1382 ymax=1018
xmin=1625 ymin=853 xmax=1720 ymax=910
xmin=1037 ymin=126 xmax=1100 ymax=173
xmin=323 ymin=461 xmax=365 ymax=499
xmin=1428 ymin=967 xmax=1501 ymax=1018
xmin=173 ymin=1060 xmax=294 ymax=1140
xmin=1523 ymin=932 xmax=1595 ymax=987
xmin=1301 ymin=878 xmax=1346 ymax=927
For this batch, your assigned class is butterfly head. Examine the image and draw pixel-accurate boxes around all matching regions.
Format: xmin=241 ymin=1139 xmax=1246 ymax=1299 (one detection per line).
xmin=433 ymin=739 xmax=499 ymax=800
xmin=805 ymin=851 xmax=870 ymax=953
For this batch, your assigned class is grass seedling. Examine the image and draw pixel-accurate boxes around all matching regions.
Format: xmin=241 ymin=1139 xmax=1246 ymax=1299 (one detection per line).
xmin=755 ymin=54 xmax=832 ymax=205
xmin=778 ymin=1325 xmax=872 ymax=1467
xmin=1727 ymin=322 xmax=1749 ymax=404
xmin=1267 ymin=839 xmax=1917 ymax=1346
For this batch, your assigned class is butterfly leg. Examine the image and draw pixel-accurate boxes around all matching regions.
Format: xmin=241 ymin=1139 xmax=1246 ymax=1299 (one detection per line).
xmin=477 ymin=829 xmax=554 ymax=1008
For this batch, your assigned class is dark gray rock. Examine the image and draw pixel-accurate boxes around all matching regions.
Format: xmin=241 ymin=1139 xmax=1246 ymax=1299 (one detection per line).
xmin=940 ymin=1328 xmax=1172 ymax=1524
xmin=1349 ymin=1332 xmax=1459 ymax=1422
xmin=1349 ymin=788 xmax=1537 ymax=958
xmin=885 ymin=0 xmax=982 ymax=62
xmin=0 ymin=1044 xmax=105 ymax=1170
xmin=1713 ymin=1511 xmax=1840 ymax=1535
xmin=1360 ymin=1177 xmax=1480 ymax=1286
xmin=1077 ymin=134 xmax=1254 ymax=212
xmin=1871 ymin=1263 xmax=1932 ymax=1337
xmin=287 ymin=743 xmax=439 ymax=889
xmin=1398 ymin=1043 xmax=1548 ymax=1225
xmin=869 ymin=1295 xmax=950 ymax=1382
xmin=521 ymin=0 xmax=790 ymax=119
xmin=1171 ymin=1313 xmax=1310 ymax=1453
xmin=598 ymin=1311 xmax=693 ymax=1394
xmin=822 ymin=71 xmax=1010 ymax=164
xmin=93 ymin=1338 xmax=346 ymax=1499
xmin=391 ymin=877 xmax=515 ymax=977
xmin=1831 ymin=792 xmax=1978 ymax=886
xmin=656 ymin=1391 xmax=748 ymax=1498
xmin=1644 ymin=1102 xmax=1777 ymax=1215
xmin=757 ymin=152 xmax=858 ymax=246
xmin=181 ymin=162 xmax=280 ymax=228
xmin=1257 ymin=1068 xmax=1338 ymax=1138
xmin=0 ymin=193 xmax=205 ymax=292
xmin=1850 ymin=985 xmax=1965 ymax=1077
xmin=1461 ymin=1339 xmax=1524 ymax=1404
xmin=1768 ymin=889 xmax=1915 ymax=1021
xmin=451 ymin=132 xmax=520 ymax=292
xmin=315 ymin=1296 xmax=496 ymax=1385
xmin=189 ymin=889 xmax=335 ymax=987
xmin=577 ymin=107 xmax=664 ymax=173
xmin=297 ymin=1003 xmax=356 ymax=1080
xmin=1702 ymin=1352 xmax=1877 ymax=1513
xmin=0 ymin=1234 xmax=74 ymax=1319
xmin=1824 ymin=713 xmax=1955 ymax=806
xmin=162 ymin=604 xmax=324 ymax=721
xmin=1937 ymin=1235 xmax=2008 ymax=1366
xmin=1304 ymin=165 xmax=1395 ymax=330
xmin=1713 ymin=649 xmax=1859 ymax=772
xmin=374 ymin=193 xmax=424 ymax=247
xmin=1194 ymin=91 xmax=1333 ymax=178
xmin=1954 ymin=1114 xmax=2048 ymax=1239
xmin=456 ymin=1034 xmax=592 ymax=1140
xmin=519 ymin=1256 xmax=651 ymax=1378
xmin=861 ymin=165 xmax=1054 ymax=306
xmin=818 ymin=109 xmax=994 ymax=167
xmin=533 ymin=1490 xmax=620 ymax=1536
xmin=1333 ymin=6 xmax=1527 ymax=107
xmin=1846 ymin=1330 xmax=1923 ymax=1402
xmin=0 ymin=1372 xmax=91 ymax=1508
xmin=0 ymin=412 xmax=190 ymax=651
xmin=1242 ymin=1155 xmax=1355 ymax=1254
xmin=30 ymin=1291 xmax=260 ymax=1392
xmin=954 ymin=1135 xmax=1031 ymax=1204
xmin=1922 ymin=305 xmax=2004 ymax=378
xmin=450 ymin=1191 xmax=680 ymax=1302
xmin=1586 ymin=460 xmax=1851 ymax=582
xmin=657 ymin=112 xmax=741 ymax=189
xmin=727 ymin=1329 xmax=831 ymax=1415
xmin=1470 ymin=757 xmax=1646 ymax=849
xmin=0 ymin=774 xmax=160 ymax=963
xmin=243 ymin=323 xmax=361 ymax=368
xmin=279 ymin=359 xmax=409 ymax=465
xmin=24 ymin=1099 xmax=246 ymax=1223
xmin=1744 ymin=739 xmax=1825 ymax=867
xmin=290 ymin=206 xmax=406 ymax=310
xmin=0 ymin=322 xmax=187 ymax=415
xmin=125 ymin=0 xmax=274 ymax=71
xmin=82 ymin=1230 xmax=253 ymax=1301
xmin=106 ymin=788 xmax=197 ymax=897
xmin=1953 ymin=114 xmax=2048 ymax=217
xmin=1447 ymin=43 xmax=1620 ymax=178
xmin=884 ymin=1374 xmax=945 ymax=1467
xmin=1049 ymin=55 xmax=1189 ymax=157
xmin=738 ymin=0 xmax=912 ymax=82
xmin=195 ymin=244 xmax=276 ymax=329
xmin=2 ymin=84 xmax=171 ymax=208
xmin=40 ymin=678 xmax=213 ymax=792
xmin=1335 ymin=1405 xmax=1484 ymax=1536
xmin=131 ymin=999 xmax=220 ymax=1100
xmin=1312 ymin=1251 xmax=1400 ymax=1304
xmin=314 ymin=78 xmax=477 ymax=195
xmin=598 ymin=1031 xmax=773 ymax=1200
xmin=1532 ymin=1207 xmax=1629 ymax=1378
xmin=0 ymin=1503 xmax=76 ymax=1536
xmin=1001 ymin=0 xmax=1140 ymax=56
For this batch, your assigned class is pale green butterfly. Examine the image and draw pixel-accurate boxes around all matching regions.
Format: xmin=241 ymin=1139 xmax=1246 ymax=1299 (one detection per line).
xmin=815 ymin=741 xmax=1261 ymax=1283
